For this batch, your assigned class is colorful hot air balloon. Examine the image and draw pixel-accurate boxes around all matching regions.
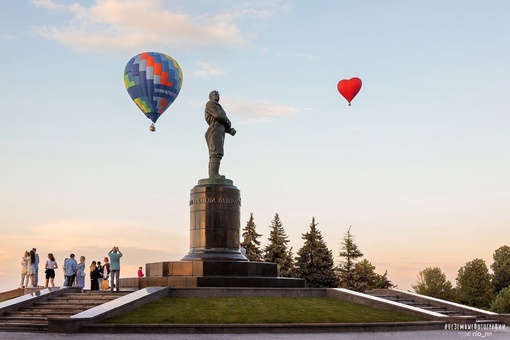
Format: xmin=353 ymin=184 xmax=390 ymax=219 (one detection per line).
xmin=124 ymin=52 xmax=183 ymax=131
xmin=337 ymin=77 xmax=362 ymax=106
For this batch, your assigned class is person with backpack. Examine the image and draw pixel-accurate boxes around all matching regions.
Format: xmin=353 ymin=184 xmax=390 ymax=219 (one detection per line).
xmin=102 ymin=256 xmax=110 ymax=290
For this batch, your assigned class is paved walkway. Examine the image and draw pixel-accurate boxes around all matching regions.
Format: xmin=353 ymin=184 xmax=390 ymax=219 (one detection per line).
xmin=1 ymin=329 xmax=509 ymax=340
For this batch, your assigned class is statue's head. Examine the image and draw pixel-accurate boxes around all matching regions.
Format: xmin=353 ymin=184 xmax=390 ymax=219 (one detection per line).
xmin=209 ymin=90 xmax=219 ymax=101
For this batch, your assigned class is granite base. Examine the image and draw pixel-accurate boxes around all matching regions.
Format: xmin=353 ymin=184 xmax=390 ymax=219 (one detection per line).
xmin=119 ymin=260 xmax=305 ymax=289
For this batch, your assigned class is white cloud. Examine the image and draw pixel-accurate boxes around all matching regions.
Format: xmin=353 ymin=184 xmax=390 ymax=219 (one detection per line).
xmin=188 ymin=96 xmax=298 ymax=123
xmin=32 ymin=0 xmax=68 ymax=11
xmin=31 ymin=0 xmax=250 ymax=53
xmin=192 ymin=62 xmax=224 ymax=78
xmin=224 ymin=97 xmax=298 ymax=123
xmin=0 ymin=32 xmax=17 ymax=42
xmin=276 ymin=51 xmax=318 ymax=60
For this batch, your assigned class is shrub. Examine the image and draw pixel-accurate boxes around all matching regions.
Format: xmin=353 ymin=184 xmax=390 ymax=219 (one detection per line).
xmin=490 ymin=287 xmax=510 ymax=313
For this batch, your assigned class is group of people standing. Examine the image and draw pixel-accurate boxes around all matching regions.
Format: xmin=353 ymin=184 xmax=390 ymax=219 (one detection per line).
xmin=20 ymin=246 xmax=123 ymax=291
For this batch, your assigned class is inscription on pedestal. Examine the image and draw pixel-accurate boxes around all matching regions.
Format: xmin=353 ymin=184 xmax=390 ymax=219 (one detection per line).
xmin=189 ymin=197 xmax=241 ymax=206
xmin=182 ymin=183 xmax=247 ymax=261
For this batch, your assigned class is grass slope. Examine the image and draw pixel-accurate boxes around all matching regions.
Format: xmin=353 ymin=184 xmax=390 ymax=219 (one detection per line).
xmin=105 ymin=297 xmax=425 ymax=324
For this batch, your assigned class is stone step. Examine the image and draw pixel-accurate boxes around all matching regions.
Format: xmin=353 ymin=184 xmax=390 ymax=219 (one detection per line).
xmin=0 ymin=322 xmax=47 ymax=332
xmin=364 ymin=289 xmax=389 ymax=294
xmin=33 ymin=301 xmax=105 ymax=307
xmin=401 ymin=301 xmax=430 ymax=306
xmin=18 ymin=308 xmax=91 ymax=315
xmin=48 ymin=301 xmax=111 ymax=305
xmin=420 ymin=306 xmax=446 ymax=311
xmin=0 ymin=316 xmax=47 ymax=323
xmin=393 ymin=298 xmax=414 ymax=303
xmin=436 ymin=310 xmax=463 ymax=316
xmin=0 ymin=289 xmax=130 ymax=332
xmin=364 ymin=290 xmax=506 ymax=325
xmin=23 ymin=304 xmax=101 ymax=311
xmin=61 ymin=291 xmax=126 ymax=296
xmin=369 ymin=294 xmax=399 ymax=300
xmin=397 ymin=301 xmax=433 ymax=308
xmin=54 ymin=295 xmax=122 ymax=301
xmin=6 ymin=310 xmax=74 ymax=317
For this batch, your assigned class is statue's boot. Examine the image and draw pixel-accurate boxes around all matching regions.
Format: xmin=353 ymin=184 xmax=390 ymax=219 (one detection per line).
xmin=209 ymin=160 xmax=225 ymax=179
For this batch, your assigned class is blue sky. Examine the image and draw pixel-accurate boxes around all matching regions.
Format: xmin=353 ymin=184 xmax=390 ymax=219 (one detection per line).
xmin=1 ymin=0 xmax=509 ymax=291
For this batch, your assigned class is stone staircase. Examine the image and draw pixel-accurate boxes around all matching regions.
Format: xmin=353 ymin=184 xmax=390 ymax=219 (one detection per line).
xmin=0 ymin=290 xmax=128 ymax=332
xmin=365 ymin=289 xmax=504 ymax=326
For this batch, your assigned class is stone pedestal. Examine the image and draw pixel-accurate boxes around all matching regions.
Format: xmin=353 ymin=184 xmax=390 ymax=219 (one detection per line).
xmin=119 ymin=178 xmax=305 ymax=289
xmin=182 ymin=180 xmax=247 ymax=261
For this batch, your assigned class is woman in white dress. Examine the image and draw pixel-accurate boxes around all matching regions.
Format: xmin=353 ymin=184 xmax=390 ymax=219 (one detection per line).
xmin=28 ymin=250 xmax=37 ymax=287
xmin=20 ymin=251 xmax=29 ymax=288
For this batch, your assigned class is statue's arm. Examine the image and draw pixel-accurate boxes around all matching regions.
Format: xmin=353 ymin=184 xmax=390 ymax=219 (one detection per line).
xmin=206 ymin=102 xmax=230 ymax=126
xmin=205 ymin=101 xmax=235 ymax=135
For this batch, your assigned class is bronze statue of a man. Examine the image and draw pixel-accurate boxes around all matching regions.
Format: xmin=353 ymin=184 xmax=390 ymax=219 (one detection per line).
xmin=205 ymin=90 xmax=236 ymax=178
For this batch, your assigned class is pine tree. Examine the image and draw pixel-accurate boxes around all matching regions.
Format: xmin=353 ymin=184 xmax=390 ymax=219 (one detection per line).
xmin=240 ymin=213 xmax=263 ymax=261
xmin=282 ymin=247 xmax=296 ymax=278
xmin=263 ymin=213 xmax=295 ymax=277
xmin=295 ymin=217 xmax=337 ymax=287
xmin=337 ymin=225 xmax=364 ymax=289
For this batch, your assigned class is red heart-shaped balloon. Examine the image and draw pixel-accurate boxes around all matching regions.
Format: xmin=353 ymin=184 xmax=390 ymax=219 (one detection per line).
xmin=337 ymin=77 xmax=362 ymax=106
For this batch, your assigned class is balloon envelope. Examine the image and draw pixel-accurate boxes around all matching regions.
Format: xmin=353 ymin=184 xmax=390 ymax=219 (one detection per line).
xmin=337 ymin=77 xmax=362 ymax=105
xmin=124 ymin=52 xmax=183 ymax=123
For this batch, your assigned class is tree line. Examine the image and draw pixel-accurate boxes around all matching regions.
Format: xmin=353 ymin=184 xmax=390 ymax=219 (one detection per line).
xmin=241 ymin=213 xmax=510 ymax=313
xmin=240 ymin=213 xmax=394 ymax=290
xmin=412 ymin=245 xmax=510 ymax=312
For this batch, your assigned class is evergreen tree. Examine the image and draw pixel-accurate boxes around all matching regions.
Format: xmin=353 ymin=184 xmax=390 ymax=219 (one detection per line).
xmin=263 ymin=213 xmax=295 ymax=277
xmin=295 ymin=217 xmax=337 ymax=288
xmin=282 ymin=247 xmax=296 ymax=278
xmin=240 ymin=213 xmax=263 ymax=261
xmin=351 ymin=259 xmax=394 ymax=292
xmin=456 ymin=258 xmax=494 ymax=309
xmin=412 ymin=267 xmax=454 ymax=300
xmin=491 ymin=245 xmax=510 ymax=294
xmin=337 ymin=225 xmax=364 ymax=289
xmin=491 ymin=287 xmax=510 ymax=313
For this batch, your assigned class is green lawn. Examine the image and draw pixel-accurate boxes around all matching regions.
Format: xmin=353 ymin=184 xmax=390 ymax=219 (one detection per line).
xmin=105 ymin=297 xmax=425 ymax=324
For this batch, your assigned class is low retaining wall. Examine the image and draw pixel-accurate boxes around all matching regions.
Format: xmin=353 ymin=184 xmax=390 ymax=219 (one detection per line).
xmin=0 ymin=289 xmax=25 ymax=302
xmin=47 ymin=287 xmax=168 ymax=333
xmin=168 ymin=287 xmax=327 ymax=298
xmin=82 ymin=321 xmax=446 ymax=334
